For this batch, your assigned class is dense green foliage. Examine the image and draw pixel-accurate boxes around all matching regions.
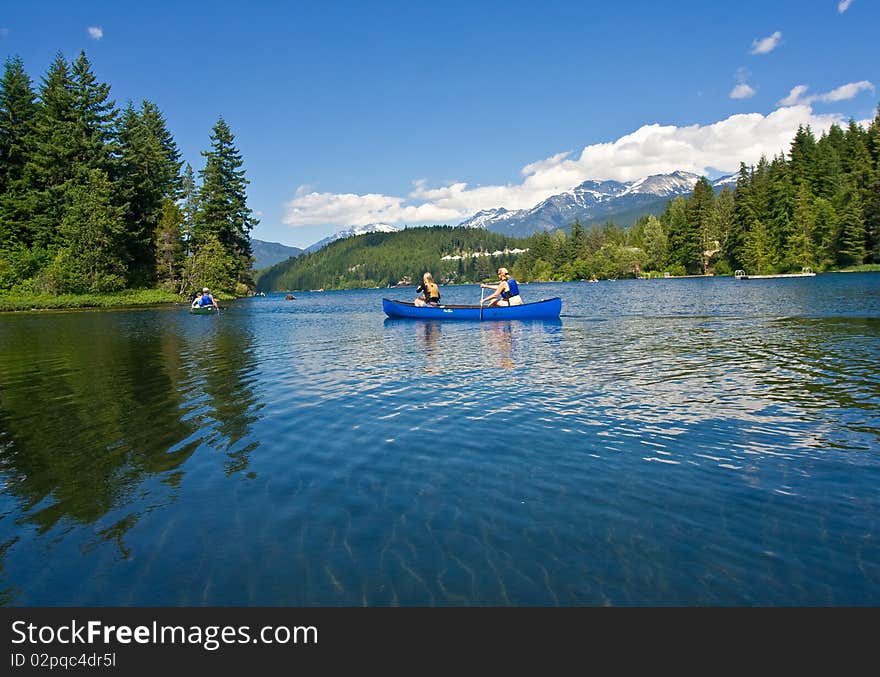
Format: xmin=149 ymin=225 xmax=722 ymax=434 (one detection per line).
xmin=0 ymin=51 xmax=257 ymax=300
xmin=260 ymin=107 xmax=880 ymax=288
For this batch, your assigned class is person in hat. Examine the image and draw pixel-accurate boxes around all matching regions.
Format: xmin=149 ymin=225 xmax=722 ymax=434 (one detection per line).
xmin=198 ymin=287 xmax=219 ymax=309
xmin=481 ymin=267 xmax=522 ymax=307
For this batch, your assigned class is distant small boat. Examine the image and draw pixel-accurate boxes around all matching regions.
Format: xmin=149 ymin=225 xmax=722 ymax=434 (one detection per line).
xmin=735 ymin=268 xmax=816 ymax=280
xmin=382 ymin=297 xmax=562 ymax=320
xmin=189 ymin=306 xmax=216 ymax=315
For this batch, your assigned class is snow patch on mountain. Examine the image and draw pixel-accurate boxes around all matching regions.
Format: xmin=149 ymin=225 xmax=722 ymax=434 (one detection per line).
xmin=458 ymin=170 xmax=738 ymax=238
xmin=305 ymin=223 xmax=399 ymax=253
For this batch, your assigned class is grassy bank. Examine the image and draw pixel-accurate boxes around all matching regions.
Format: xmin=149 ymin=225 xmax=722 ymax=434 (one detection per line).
xmin=836 ymin=264 xmax=880 ymax=273
xmin=0 ymin=288 xmax=183 ymax=312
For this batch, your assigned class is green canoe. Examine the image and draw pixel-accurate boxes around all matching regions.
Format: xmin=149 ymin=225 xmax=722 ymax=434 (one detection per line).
xmin=189 ymin=306 xmax=216 ymax=315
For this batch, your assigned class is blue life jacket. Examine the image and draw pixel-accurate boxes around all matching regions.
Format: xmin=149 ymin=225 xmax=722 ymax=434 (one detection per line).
xmin=503 ymin=278 xmax=519 ymax=299
xmin=199 ymin=294 xmax=214 ymax=307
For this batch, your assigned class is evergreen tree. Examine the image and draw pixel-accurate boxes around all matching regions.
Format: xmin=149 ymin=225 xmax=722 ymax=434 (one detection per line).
xmin=726 ymin=162 xmax=753 ymax=270
xmin=835 ymin=177 xmax=866 ymax=266
xmin=195 ymin=117 xmax=257 ymax=290
xmin=154 ymin=199 xmax=185 ymax=288
xmin=664 ymin=197 xmax=697 ymax=271
xmin=712 ymin=188 xmax=736 ymax=272
xmin=743 ymin=219 xmax=775 ymax=274
xmin=844 ymin=119 xmax=877 ymax=262
xmin=55 ymin=169 xmax=127 ymax=292
xmin=787 ymin=183 xmax=819 ymax=270
xmin=688 ymin=177 xmax=715 ymax=273
xmin=0 ymin=56 xmax=38 ymax=246
xmin=641 ymin=214 xmax=667 ymax=271
xmin=814 ymin=197 xmax=839 ymax=268
xmin=22 ymin=52 xmax=77 ymax=249
xmin=68 ymin=51 xmax=117 ymax=179
xmin=767 ymin=154 xmax=794 ymax=270
xmin=789 ymin=125 xmax=818 ymax=189
xmin=117 ymin=100 xmax=182 ymax=285
xmin=180 ymin=163 xmax=199 ymax=256
xmin=566 ymin=218 xmax=587 ymax=260
xmin=816 ymin=125 xmax=845 ymax=200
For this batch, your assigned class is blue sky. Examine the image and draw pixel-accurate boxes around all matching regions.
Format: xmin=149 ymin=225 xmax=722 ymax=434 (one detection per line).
xmin=3 ymin=1 xmax=878 ymax=249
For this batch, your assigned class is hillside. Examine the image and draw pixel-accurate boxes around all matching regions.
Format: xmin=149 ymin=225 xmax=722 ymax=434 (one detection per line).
xmin=251 ymin=239 xmax=303 ymax=270
xmin=255 ymin=226 xmax=529 ymax=292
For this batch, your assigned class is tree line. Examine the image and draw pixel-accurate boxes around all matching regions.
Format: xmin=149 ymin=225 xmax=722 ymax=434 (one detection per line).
xmin=0 ymin=51 xmax=257 ymax=296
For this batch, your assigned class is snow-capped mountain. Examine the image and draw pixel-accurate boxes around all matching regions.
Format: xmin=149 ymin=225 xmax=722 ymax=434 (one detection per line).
xmin=459 ymin=171 xmax=736 ymax=238
xmin=305 ymin=223 xmax=399 ymax=253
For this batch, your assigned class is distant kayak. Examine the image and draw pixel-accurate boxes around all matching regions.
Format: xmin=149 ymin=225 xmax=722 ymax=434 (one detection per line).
xmin=189 ymin=306 xmax=216 ymax=315
xmin=382 ymin=297 xmax=562 ymax=320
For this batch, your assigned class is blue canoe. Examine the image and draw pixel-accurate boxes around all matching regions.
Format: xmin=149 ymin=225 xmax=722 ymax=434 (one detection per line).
xmin=382 ymin=297 xmax=562 ymax=320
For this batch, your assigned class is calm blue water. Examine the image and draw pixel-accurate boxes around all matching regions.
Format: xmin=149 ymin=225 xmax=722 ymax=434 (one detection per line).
xmin=1 ymin=273 xmax=879 ymax=606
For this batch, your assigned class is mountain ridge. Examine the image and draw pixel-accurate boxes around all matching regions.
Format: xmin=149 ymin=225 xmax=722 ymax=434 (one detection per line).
xmin=458 ymin=170 xmax=735 ymax=237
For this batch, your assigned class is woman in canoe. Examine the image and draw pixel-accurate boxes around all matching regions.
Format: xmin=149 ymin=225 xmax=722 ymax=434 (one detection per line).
xmin=414 ymin=272 xmax=441 ymax=306
xmin=481 ymin=267 xmax=522 ymax=307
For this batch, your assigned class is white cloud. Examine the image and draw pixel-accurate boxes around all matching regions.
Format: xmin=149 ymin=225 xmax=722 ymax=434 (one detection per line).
xmin=283 ymin=188 xmax=462 ymax=227
xmin=87 ymin=26 xmax=103 ymax=40
xmin=282 ymin=105 xmax=847 ymax=230
xmin=779 ymin=80 xmax=874 ymax=106
xmin=750 ymin=31 xmax=782 ymax=55
xmin=838 ymin=0 xmax=854 ymax=12
xmin=730 ymin=84 xmax=756 ymax=99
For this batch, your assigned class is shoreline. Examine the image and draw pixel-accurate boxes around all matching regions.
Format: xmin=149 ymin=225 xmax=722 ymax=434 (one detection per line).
xmin=4 ymin=267 xmax=877 ymax=312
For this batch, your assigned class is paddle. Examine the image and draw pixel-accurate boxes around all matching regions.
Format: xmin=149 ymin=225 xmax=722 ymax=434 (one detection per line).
xmin=479 ymin=285 xmax=485 ymax=321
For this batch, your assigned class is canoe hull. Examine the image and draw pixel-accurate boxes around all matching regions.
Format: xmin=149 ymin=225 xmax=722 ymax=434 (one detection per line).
xmin=189 ymin=307 xmax=216 ymax=315
xmin=382 ymin=297 xmax=561 ymax=320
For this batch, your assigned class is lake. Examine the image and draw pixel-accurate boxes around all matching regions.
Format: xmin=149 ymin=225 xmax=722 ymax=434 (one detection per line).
xmin=1 ymin=273 xmax=879 ymax=606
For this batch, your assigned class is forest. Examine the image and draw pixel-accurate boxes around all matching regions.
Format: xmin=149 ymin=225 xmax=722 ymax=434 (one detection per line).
xmin=0 ymin=51 xmax=257 ymax=299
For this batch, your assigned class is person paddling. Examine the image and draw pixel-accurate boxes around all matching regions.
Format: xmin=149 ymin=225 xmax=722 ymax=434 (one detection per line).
xmin=199 ymin=287 xmax=219 ymax=310
xmin=481 ymin=267 xmax=522 ymax=307
xmin=414 ymin=272 xmax=441 ymax=307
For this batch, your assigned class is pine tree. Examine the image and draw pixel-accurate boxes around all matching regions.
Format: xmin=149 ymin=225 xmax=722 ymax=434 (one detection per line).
xmin=743 ymin=219 xmax=774 ymax=274
xmin=641 ymin=214 xmax=667 ymax=271
xmin=835 ymin=177 xmax=866 ymax=266
xmin=787 ymin=183 xmax=819 ymax=270
xmin=712 ymin=187 xmax=735 ymax=271
xmin=56 ymin=169 xmax=127 ymax=292
xmin=68 ymin=51 xmax=117 ymax=179
xmin=814 ymin=197 xmax=838 ymax=268
xmin=180 ymin=163 xmax=199 ymax=256
xmin=0 ymin=56 xmax=38 ymax=247
xmin=566 ymin=218 xmax=587 ymax=260
xmin=154 ymin=199 xmax=185 ymax=288
xmin=789 ymin=125 xmax=818 ymax=189
xmin=687 ymin=177 xmax=715 ymax=273
xmin=665 ymin=196 xmax=697 ymax=272
xmin=844 ymin=119 xmax=877 ymax=262
xmin=727 ymin=162 xmax=753 ymax=270
xmin=22 ymin=52 xmax=77 ymax=250
xmin=816 ymin=125 xmax=845 ymax=201
xmin=117 ymin=100 xmax=182 ymax=285
xmin=195 ymin=117 xmax=257 ymax=290
xmin=768 ymin=154 xmax=794 ymax=270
